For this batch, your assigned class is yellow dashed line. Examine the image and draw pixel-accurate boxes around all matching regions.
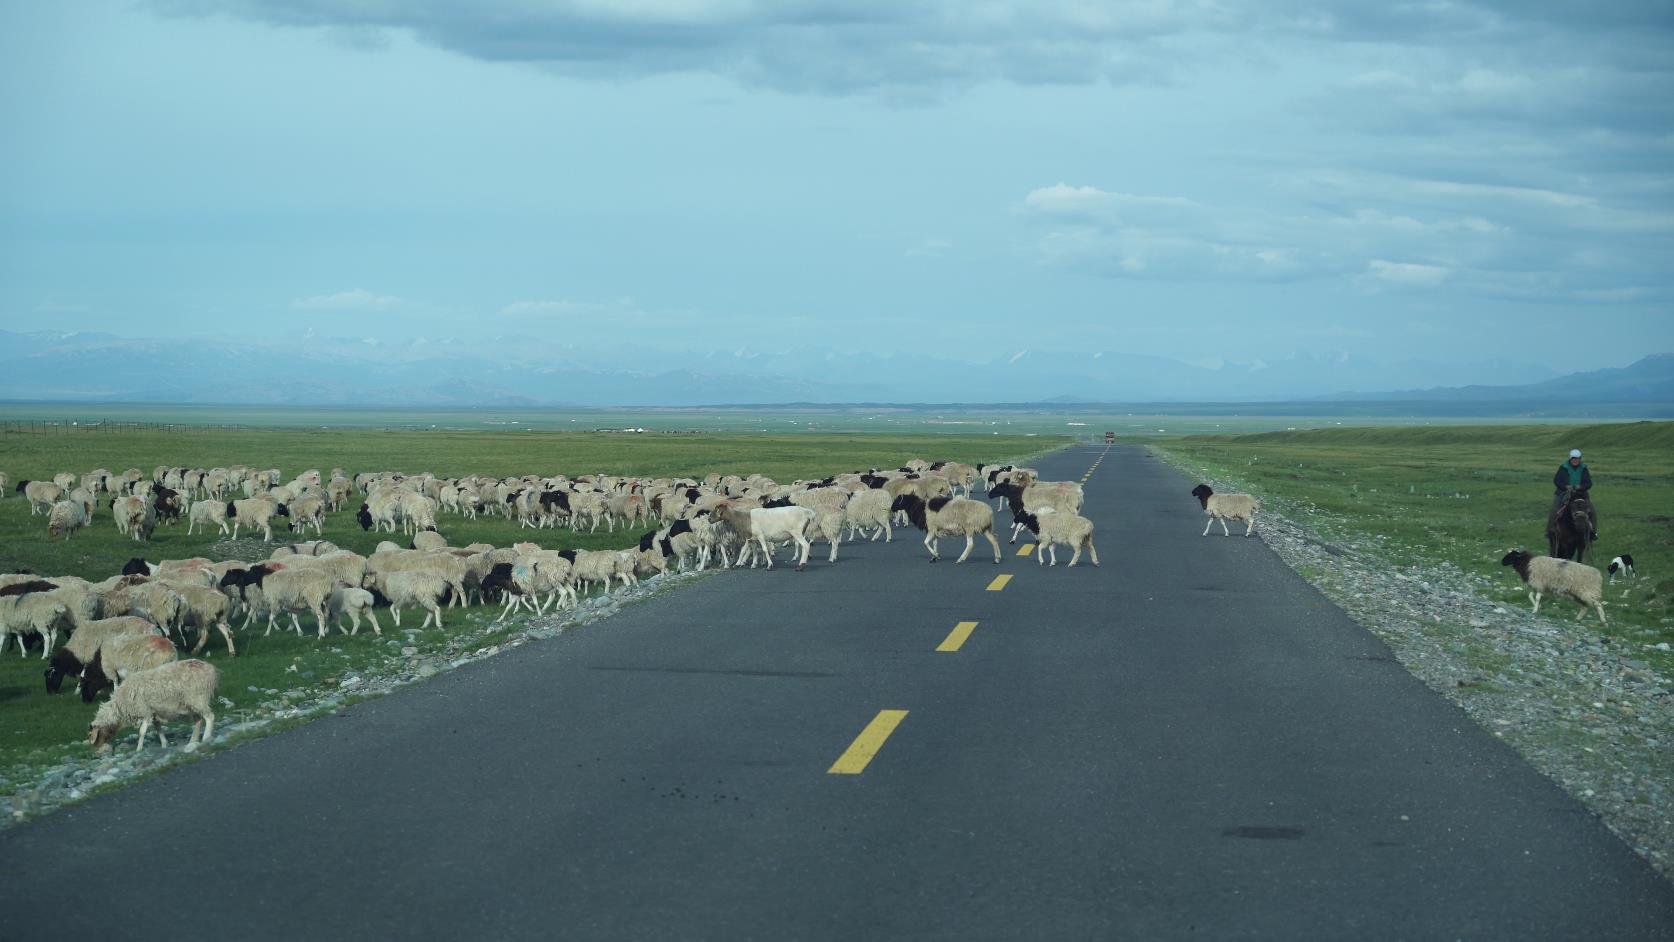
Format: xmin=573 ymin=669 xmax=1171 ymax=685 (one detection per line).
xmin=937 ymin=621 xmax=979 ymax=652
xmin=986 ymin=574 xmax=1012 ymax=592
xmin=828 ymin=710 xmax=909 ymax=775
xmin=1018 ymin=544 xmax=1034 ymax=557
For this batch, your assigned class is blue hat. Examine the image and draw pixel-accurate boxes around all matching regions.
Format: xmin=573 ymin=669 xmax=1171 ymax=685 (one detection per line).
xmin=1569 ymin=449 xmax=1582 ymax=458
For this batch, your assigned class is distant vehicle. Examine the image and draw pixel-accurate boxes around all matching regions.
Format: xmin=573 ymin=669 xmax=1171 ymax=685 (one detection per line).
xmin=1104 ymin=431 xmax=1115 ymax=443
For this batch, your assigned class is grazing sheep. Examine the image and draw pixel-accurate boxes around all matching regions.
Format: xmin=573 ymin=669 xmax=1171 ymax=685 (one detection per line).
xmin=0 ymin=592 xmax=73 ymax=658
xmin=382 ymin=571 xmax=449 ymax=630
xmin=1012 ymin=509 xmax=1099 ymax=567
xmin=78 ymin=633 xmax=180 ymax=703
xmin=328 ymin=585 xmax=381 ymax=636
xmin=45 ymin=616 xmax=161 ymax=693
xmin=112 ymin=495 xmax=157 ymax=541
xmin=286 ymin=495 xmax=327 ymax=536
xmin=187 ymin=498 xmax=231 ymax=536
xmin=47 ymin=499 xmax=90 ymax=540
xmin=1500 ymin=551 xmax=1607 ymax=624
xmin=229 ymin=496 xmax=290 ymax=542
xmin=891 ymin=495 xmax=1003 ymax=564
xmin=174 ymin=584 xmax=237 ymax=656
xmin=88 ymin=659 xmax=220 ymax=753
xmin=53 ymin=471 xmax=78 ymax=491
xmin=411 ymin=529 xmax=448 ymax=552
xmin=1190 ymin=484 xmax=1260 ymax=537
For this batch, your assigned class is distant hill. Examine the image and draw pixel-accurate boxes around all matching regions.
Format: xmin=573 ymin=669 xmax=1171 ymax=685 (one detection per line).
xmin=1325 ymin=354 xmax=1674 ymax=404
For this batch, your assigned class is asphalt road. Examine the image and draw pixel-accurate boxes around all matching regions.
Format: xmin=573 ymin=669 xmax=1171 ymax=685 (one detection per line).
xmin=4 ymin=444 xmax=1672 ymax=940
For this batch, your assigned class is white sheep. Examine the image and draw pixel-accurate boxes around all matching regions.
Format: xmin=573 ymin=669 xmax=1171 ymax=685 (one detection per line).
xmin=244 ymin=565 xmax=335 ymax=637
xmin=47 ymin=499 xmax=90 ymax=540
xmin=1500 ymin=550 xmax=1607 ymax=623
xmin=842 ymin=487 xmax=895 ymax=543
xmin=411 ymin=529 xmax=448 ymax=552
xmin=0 ymin=592 xmax=73 ymax=658
xmin=383 ymin=571 xmax=449 ymax=630
xmin=1190 ymin=484 xmax=1260 ymax=537
xmin=229 ymin=496 xmax=289 ymax=542
xmin=1012 ymin=509 xmax=1099 ymax=567
xmin=892 ymin=495 xmax=1003 ymax=564
xmin=173 ymin=583 xmax=237 ymax=656
xmin=21 ymin=480 xmax=65 ymax=515
xmin=187 ymin=499 xmax=231 ymax=535
xmin=88 ymin=659 xmax=220 ymax=753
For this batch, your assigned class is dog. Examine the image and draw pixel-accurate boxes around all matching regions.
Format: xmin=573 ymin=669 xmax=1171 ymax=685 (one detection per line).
xmin=1607 ymin=554 xmax=1636 ymax=582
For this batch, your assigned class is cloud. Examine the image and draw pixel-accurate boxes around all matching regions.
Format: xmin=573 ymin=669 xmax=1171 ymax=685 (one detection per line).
xmin=294 ymin=288 xmax=402 ymax=311
xmin=1365 ymin=259 xmax=1450 ymax=287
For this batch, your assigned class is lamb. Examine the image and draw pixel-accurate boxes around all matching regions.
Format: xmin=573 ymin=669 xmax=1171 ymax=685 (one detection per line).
xmin=0 ymin=592 xmax=73 ymax=658
xmin=890 ymin=495 xmax=1003 ymax=564
xmin=47 ymin=499 xmax=90 ymax=540
xmin=1190 ymin=484 xmax=1260 ymax=537
xmin=1012 ymin=509 xmax=1099 ymax=567
xmin=229 ymin=496 xmax=290 ymax=542
xmin=1500 ymin=551 xmax=1607 ymax=624
xmin=45 ymin=616 xmax=162 ymax=693
xmin=328 ymin=585 xmax=381 ymax=636
xmin=88 ymin=659 xmax=220 ymax=753
xmin=78 ymin=633 xmax=180 ymax=703
xmin=20 ymin=480 xmax=65 ymax=515
xmin=382 ymin=570 xmax=449 ymax=630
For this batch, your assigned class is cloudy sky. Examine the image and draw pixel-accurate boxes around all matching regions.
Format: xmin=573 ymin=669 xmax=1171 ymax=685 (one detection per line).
xmin=2 ymin=1 xmax=1670 ymax=380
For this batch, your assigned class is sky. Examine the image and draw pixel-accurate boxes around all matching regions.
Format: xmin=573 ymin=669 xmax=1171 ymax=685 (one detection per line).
xmin=2 ymin=1 xmax=1671 ymax=381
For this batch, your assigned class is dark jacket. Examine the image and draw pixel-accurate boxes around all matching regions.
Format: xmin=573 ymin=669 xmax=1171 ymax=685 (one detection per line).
xmin=1554 ymin=462 xmax=1592 ymax=493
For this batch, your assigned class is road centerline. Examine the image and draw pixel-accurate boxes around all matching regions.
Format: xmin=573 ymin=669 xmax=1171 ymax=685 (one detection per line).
xmin=828 ymin=710 xmax=909 ymax=775
xmin=937 ymin=621 xmax=979 ymax=652
xmin=986 ymin=574 xmax=1013 ymax=591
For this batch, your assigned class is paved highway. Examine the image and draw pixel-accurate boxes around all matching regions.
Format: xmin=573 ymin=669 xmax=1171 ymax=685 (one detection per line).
xmin=4 ymin=444 xmax=1671 ymax=940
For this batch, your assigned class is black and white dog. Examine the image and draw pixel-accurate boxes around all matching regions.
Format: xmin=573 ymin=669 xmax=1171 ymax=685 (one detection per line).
xmin=1607 ymin=554 xmax=1636 ymax=582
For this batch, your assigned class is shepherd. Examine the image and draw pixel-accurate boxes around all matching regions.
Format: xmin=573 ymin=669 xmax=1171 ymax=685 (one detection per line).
xmin=1547 ymin=448 xmax=1599 ymax=561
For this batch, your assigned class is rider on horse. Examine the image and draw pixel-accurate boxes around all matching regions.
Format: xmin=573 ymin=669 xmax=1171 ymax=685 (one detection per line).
xmin=1549 ymin=448 xmax=1597 ymax=539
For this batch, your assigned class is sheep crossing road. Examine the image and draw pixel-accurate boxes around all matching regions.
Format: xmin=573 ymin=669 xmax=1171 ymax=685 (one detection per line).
xmin=4 ymin=445 xmax=1673 ymax=939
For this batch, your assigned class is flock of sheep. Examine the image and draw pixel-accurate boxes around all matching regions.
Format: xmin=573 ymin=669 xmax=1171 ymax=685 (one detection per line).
xmin=0 ymin=457 xmax=1110 ymax=755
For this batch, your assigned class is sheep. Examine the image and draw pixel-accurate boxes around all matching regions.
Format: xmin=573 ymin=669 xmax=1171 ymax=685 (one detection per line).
xmin=1500 ymin=551 xmax=1607 ymax=624
xmin=20 ymin=480 xmax=65 ymax=515
xmin=1012 ymin=509 xmax=1099 ymax=567
xmin=0 ymin=471 xmax=7 ymax=495
xmin=186 ymin=498 xmax=231 ymax=536
xmin=842 ymin=487 xmax=894 ymax=543
xmin=286 ymin=495 xmax=327 ymax=536
xmin=1190 ymin=484 xmax=1259 ymax=537
xmin=987 ymin=480 xmax=1085 ymax=543
xmin=807 ymin=507 xmax=845 ymax=563
xmin=53 ymin=471 xmax=78 ymax=491
xmin=715 ymin=505 xmax=815 ymax=571
xmin=328 ymin=585 xmax=381 ymax=636
xmin=174 ymin=584 xmax=237 ymax=656
xmin=366 ymin=551 xmax=469 ymax=609
xmin=383 ymin=571 xmax=449 ymax=630
xmin=78 ymin=633 xmax=180 ymax=703
xmin=227 ymin=564 xmax=334 ymax=637
xmin=112 ymin=495 xmax=157 ymax=541
xmin=397 ymin=491 xmax=438 ymax=534
xmin=88 ymin=659 xmax=220 ymax=753
xmin=47 ymin=499 xmax=90 ymax=540
xmin=45 ymin=616 xmax=162 ymax=693
xmin=0 ymin=592 xmax=73 ymax=658
xmin=562 ymin=548 xmax=633 ymax=595
xmin=229 ymin=496 xmax=289 ymax=542
xmin=891 ymin=495 xmax=1003 ymax=564
xmin=411 ymin=529 xmax=448 ymax=552
xmin=270 ymin=540 xmax=341 ymax=558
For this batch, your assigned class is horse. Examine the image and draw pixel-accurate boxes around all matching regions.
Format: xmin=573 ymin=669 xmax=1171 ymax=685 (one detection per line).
xmin=1547 ymin=487 xmax=1596 ymax=563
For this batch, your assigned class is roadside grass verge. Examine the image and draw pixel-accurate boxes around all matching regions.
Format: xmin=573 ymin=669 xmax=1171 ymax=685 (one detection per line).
xmin=1155 ymin=421 xmax=1674 ymax=666
xmin=1 ymin=428 xmax=1068 ymax=806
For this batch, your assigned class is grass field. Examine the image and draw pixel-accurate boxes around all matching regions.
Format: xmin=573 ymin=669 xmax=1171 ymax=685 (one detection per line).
xmin=0 ymin=428 xmax=1064 ymax=789
xmin=1156 ymin=421 xmax=1674 ymax=655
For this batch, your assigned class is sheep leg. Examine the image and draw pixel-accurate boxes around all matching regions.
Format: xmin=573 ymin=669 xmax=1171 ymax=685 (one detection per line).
xmin=136 ymin=718 xmax=152 ymax=752
xmin=795 ymin=534 xmax=811 ymax=571
xmin=1086 ymin=539 xmax=1100 ymax=567
xmin=1201 ymin=517 xmax=1213 ymax=537
xmin=425 ymin=602 xmax=442 ymax=630
xmin=1219 ymin=517 xmax=1230 ymax=537
xmin=1593 ymin=601 xmax=1607 ymax=625
xmin=883 ymin=519 xmax=892 ymax=543
xmin=984 ymin=529 xmax=1002 ymax=564
xmin=217 ymin=621 xmax=236 ymax=655
xmin=1530 ymin=591 xmax=1542 ymax=614
xmin=1068 ymin=542 xmax=1082 ymax=567
xmin=290 ymin=612 xmax=304 ymax=636
xmin=1245 ymin=516 xmax=1256 ymax=537
xmin=956 ymin=532 xmax=975 ymax=564
xmin=923 ymin=532 xmax=938 ymax=561
xmin=365 ymin=609 xmax=381 ymax=636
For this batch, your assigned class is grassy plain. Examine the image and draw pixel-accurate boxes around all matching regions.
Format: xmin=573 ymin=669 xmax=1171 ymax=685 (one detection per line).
xmin=1156 ymin=421 xmax=1674 ymax=652
xmin=0 ymin=427 xmax=1062 ymax=786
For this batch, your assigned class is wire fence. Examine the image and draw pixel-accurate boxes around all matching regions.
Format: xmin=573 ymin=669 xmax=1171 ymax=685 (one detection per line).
xmin=0 ymin=420 xmax=253 ymax=435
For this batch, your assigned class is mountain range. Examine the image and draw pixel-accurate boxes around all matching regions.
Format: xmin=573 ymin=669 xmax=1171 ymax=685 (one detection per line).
xmin=0 ymin=330 xmax=1667 ymax=410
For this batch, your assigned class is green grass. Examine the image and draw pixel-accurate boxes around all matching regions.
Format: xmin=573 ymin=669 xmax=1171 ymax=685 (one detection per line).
xmin=0 ymin=427 xmax=1066 ymax=787
xmin=1156 ymin=420 xmax=1674 ymax=659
